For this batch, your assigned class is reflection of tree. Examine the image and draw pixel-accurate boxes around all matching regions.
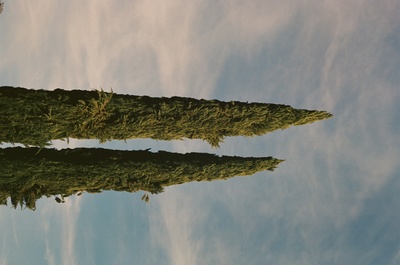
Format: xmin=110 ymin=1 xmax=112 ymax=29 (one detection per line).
xmin=0 ymin=147 xmax=284 ymax=210
xmin=0 ymin=86 xmax=333 ymax=147
xmin=0 ymin=2 xmax=3 ymax=15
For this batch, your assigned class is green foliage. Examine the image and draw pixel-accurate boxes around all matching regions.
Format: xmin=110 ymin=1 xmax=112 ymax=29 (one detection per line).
xmin=0 ymin=147 xmax=284 ymax=210
xmin=0 ymin=86 xmax=331 ymax=210
xmin=0 ymin=86 xmax=333 ymax=147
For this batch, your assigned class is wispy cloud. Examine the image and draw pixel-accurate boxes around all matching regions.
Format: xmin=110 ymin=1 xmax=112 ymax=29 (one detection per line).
xmin=149 ymin=190 xmax=206 ymax=265
xmin=44 ymin=240 xmax=56 ymax=265
xmin=392 ymin=250 xmax=400 ymax=265
xmin=0 ymin=236 xmax=8 ymax=265
xmin=146 ymin=1 xmax=400 ymax=264
xmin=1 ymin=0 xmax=298 ymax=98
xmin=40 ymin=196 xmax=82 ymax=265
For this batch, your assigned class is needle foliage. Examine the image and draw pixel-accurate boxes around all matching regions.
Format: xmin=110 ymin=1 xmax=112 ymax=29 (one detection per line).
xmin=0 ymin=86 xmax=333 ymax=147
xmin=0 ymin=147 xmax=284 ymax=210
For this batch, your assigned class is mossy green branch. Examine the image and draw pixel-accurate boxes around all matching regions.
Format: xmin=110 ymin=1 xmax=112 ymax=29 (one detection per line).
xmin=0 ymin=147 xmax=284 ymax=210
xmin=0 ymin=86 xmax=333 ymax=147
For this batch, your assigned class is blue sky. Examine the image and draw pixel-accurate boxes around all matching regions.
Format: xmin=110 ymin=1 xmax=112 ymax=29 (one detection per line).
xmin=1 ymin=0 xmax=400 ymax=264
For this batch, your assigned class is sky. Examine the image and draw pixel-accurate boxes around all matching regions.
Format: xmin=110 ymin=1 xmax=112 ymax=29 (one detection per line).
xmin=1 ymin=0 xmax=400 ymax=264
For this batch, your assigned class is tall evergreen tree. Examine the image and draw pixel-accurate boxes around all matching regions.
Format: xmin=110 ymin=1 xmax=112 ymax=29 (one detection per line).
xmin=0 ymin=147 xmax=284 ymax=210
xmin=0 ymin=86 xmax=332 ymax=147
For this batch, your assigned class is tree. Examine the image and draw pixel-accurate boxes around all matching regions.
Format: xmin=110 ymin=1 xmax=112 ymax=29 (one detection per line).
xmin=0 ymin=147 xmax=284 ymax=210
xmin=0 ymin=86 xmax=332 ymax=209
xmin=0 ymin=86 xmax=333 ymax=147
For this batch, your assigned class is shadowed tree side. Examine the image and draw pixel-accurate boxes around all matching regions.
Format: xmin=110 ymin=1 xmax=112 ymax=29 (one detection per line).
xmin=0 ymin=86 xmax=333 ymax=147
xmin=0 ymin=147 xmax=284 ymax=210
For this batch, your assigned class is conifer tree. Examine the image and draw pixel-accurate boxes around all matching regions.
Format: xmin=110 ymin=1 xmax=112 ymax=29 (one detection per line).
xmin=0 ymin=147 xmax=284 ymax=210
xmin=0 ymin=86 xmax=332 ymax=147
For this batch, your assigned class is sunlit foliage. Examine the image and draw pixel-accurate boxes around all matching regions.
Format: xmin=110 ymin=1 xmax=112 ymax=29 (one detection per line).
xmin=0 ymin=86 xmax=333 ymax=147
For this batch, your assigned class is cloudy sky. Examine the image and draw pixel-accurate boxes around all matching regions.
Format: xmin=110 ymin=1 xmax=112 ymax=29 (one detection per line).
xmin=1 ymin=0 xmax=400 ymax=264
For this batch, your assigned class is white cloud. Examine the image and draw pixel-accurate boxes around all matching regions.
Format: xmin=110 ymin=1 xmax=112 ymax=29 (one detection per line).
xmin=1 ymin=0 xmax=298 ymax=98
xmin=149 ymin=190 xmax=207 ymax=265
xmin=40 ymin=196 xmax=82 ymax=265
xmin=144 ymin=1 xmax=400 ymax=264
xmin=0 ymin=237 xmax=8 ymax=265
xmin=44 ymin=240 xmax=56 ymax=265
